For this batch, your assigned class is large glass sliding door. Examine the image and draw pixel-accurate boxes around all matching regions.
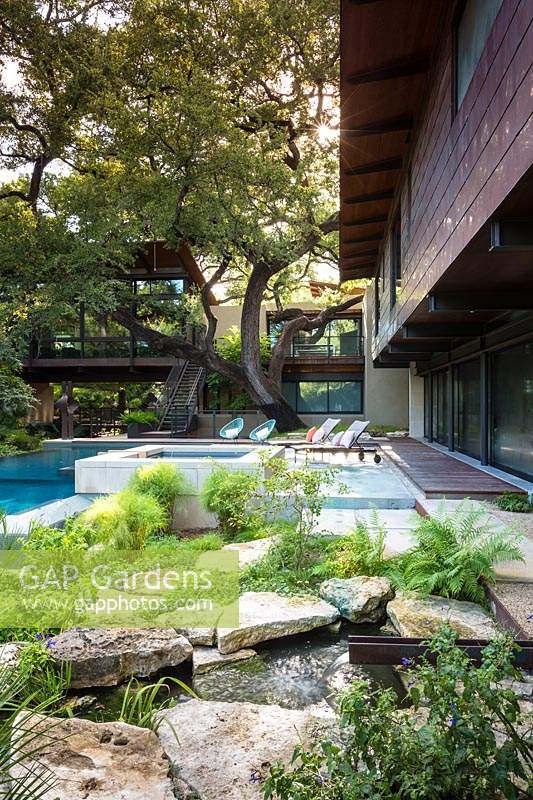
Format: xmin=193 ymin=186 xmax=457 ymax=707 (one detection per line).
xmin=491 ymin=342 xmax=533 ymax=480
xmin=453 ymin=359 xmax=481 ymax=459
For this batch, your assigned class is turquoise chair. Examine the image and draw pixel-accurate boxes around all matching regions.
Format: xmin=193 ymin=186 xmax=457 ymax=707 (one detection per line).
xmin=219 ymin=417 xmax=244 ymax=440
xmin=249 ymin=419 xmax=276 ymax=443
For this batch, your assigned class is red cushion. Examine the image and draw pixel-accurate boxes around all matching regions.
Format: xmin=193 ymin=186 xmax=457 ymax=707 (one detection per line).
xmin=306 ymin=426 xmax=317 ymax=442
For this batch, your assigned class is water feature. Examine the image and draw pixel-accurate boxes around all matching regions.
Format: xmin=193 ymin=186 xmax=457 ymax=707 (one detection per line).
xmin=82 ymin=623 xmax=402 ymax=721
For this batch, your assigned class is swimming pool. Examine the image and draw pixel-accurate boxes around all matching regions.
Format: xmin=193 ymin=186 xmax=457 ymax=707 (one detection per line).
xmin=0 ymin=443 xmax=131 ymax=515
xmin=148 ymin=449 xmax=253 ymax=459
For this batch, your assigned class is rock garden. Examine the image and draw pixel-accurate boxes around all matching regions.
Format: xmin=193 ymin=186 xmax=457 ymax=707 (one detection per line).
xmin=1 ymin=457 xmax=532 ymax=799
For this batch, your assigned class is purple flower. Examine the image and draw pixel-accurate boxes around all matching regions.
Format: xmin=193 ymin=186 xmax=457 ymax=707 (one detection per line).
xmin=401 ymin=657 xmax=412 ymax=667
xmin=448 ymin=716 xmax=458 ymax=727
xmin=249 ymin=770 xmax=261 ymax=784
xmin=45 ymin=638 xmax=56 ymax=649
xmin=407 ymin=680 xmax=415 ymax=689
xmin=527 ymin=614 xmax=533 ymax=621
xmin=35 ymin=633 xmax=43 ymax=641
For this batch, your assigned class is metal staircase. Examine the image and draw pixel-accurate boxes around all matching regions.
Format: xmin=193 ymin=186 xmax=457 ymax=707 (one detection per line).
xmin=156 ymin=361 xmax=205 ymax=435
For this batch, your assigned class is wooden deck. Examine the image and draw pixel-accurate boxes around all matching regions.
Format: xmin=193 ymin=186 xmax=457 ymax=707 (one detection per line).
xmin=381 ymin=438 xmax=525 ymax=499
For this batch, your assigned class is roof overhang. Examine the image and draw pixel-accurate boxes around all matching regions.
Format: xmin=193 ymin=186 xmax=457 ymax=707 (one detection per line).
xmin=339 ymin=0 xmax=445 ymax=281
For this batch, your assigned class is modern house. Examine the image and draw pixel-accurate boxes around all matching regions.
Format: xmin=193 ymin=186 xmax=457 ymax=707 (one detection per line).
xmin=23 ymin=240 xmax=409 ymax=435
xmin=340 ymin=0 xmax=533 ymax=482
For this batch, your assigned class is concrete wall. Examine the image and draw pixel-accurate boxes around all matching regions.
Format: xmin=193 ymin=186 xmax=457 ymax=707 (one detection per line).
xmin=28 ymin=383 xmax=55 ymax=423
xmin=363 ymin=294 xmax=409 ymax=429
xmin=408 ymin=364 xmax=425 ymax=438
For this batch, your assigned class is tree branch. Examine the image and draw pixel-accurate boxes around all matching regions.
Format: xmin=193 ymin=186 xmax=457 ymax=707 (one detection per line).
xmin=268 ymin=293 xmax=364 ymax=384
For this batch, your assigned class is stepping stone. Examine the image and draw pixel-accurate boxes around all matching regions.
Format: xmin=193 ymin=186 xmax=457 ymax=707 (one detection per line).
xmin=11 ymin=713 xmax=175 ymax=799
xmin=0 ymin=642 xmax=26 ymax=670
xmin=51 ymin=627 xmax=193 ymax=688
xmin=387 ymin=593 xmax=498 ymax=639
xmin=157 ymin=699 xmax=336 ymax=800
xmin=217 ymin=592 xmax=339 ymax=654
xmin=222 ymin=537 xmax=274 ymax=567
xmin=320 ymin=576 xmax=394 ymax=623
xmin=193 ymin=646 xmax=257 ymax=674
xmin=174 ymin=627 xmax=216 ymax=646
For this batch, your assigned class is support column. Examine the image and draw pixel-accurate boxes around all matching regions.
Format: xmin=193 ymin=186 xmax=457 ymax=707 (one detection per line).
xmin=447 ymin=365 xmax=454 ymax=451
xmin=480 ymin=353 xmax=489 ymax=465
xmin=408 ymin=364 xmax=425 ymax=438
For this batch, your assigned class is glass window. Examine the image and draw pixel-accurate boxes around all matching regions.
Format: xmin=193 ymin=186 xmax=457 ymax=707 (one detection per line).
xmin=453 ymin=359 xmax=481 ymax=458
xmin=491 ymin=342 xmax=533 ymax=480
xmin=282 ymin=379 xmax=363 ymax=414
xmin=329 ymin=381 xmax=362 ymax=413
xmin=297 ymin=382 xmax=328 ymax=413
xmin=456 ymin=0 xmax=503 ymax=108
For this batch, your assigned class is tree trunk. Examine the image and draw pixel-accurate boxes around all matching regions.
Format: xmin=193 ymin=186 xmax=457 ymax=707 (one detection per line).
xmin=245 ymin=379 xmax=303 ymax=432
xmin=257 ymin=395 xmax=303 ymax=432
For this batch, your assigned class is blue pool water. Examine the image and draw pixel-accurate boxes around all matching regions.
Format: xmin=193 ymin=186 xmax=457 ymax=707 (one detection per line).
xmin=0 ymin=443 xmax=131 ymax=515
xmin=148 ymin=449 xmax=252 ymax=459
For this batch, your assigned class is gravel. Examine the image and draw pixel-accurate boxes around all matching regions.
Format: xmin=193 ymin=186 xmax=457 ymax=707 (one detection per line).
xmin=491 ymin=582 xmax=533 ymax=638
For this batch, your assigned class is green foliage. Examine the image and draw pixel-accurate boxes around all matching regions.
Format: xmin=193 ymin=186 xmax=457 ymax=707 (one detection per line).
xmin=261 ymin=455 xmax=340 ymax=571
xmin=494 ymin=492 xmax=532 ymax=513
xmin=264 ymin=627 xmax=533 ymax=800
xmin=23 ymin=518 xmax=89 ymax=551
xmin=0 ymin=510 xmax=23 ymax=549
xmin=0 ymin=371 xmax=36 ymax=423
xmin=3 ymin=428 xmax=43 ymax=452
xmin=241 ymin=527 xmax=328 ymax=596
xmin=17 ymin=640 xmax=71 ymax=711
xmin=206 ymin=327 xmax=271 ymax=397
xmin=322 ymin=512 xmax=387 ymax=579
xmin=118 ymin=676 xmax=196 ymax=731
xmin=0 ymin=660 xmax=65 ymax=799
xmin=72 ymin=489 xmax=166 ymax=549
xmin=120 ymin=410 xmax=159 ymax=426
xmin=395 ymin=504 xmax=524 ymax=602
xmin=129 ymin=462 xmax=187 ymax=516
xmin=367 ymin=423 xmax=407 ymax=436
xmin=201 ymin=465 xmax=261 ymax=539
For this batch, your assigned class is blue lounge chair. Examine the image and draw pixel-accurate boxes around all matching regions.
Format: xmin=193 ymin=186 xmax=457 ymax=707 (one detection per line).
xmin=219 ymin=417 xmax=244 ymax=440
xmin=249 ymin=419 xmax=276 ymax=443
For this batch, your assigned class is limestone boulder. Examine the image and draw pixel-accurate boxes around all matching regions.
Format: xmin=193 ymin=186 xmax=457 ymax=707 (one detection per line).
xmin=10 ymin=713 xmax=175 ymax=800
xmin=174 ymin=627 xmax=216 ymax=646
xmin=217 ymin=592 xmax=339 ymax=654
xmin=51 ymin=627 xmax=193 ymax=688
xmin=0 ymin=642 xmax=27 ymax=670
xmin=222 ymin=537 xmax=274 ymax=567
xmin=157 ymin=699 xmax=336 ymax=800
xmin=193 ymin=646 xmax=257 ymax=675
xmin=319 ymin=576 xmax=394 ymax=623
xmin=387 ymin=593 xmax=498 ymax=639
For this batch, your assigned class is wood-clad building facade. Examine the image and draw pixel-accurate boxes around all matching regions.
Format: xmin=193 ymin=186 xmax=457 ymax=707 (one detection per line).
xmin=341 ymin=0 xmax=533 ymax=481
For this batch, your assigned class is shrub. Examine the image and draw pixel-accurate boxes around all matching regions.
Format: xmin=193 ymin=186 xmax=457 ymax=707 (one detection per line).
xmin=119 ymin=410 xmax=159 ymax=426
xmin=129 ymin=462 xmax=187 ymax=516
xmin=494 ymin=491 xmax=532 ymax=513
xmin=4 ymin=429 xmax=42 ymax=452
xmin=265 ymin=628 xmax=533 ymax=800
xmin=395 ymin=504 xmax=524 ymax=602
xmin=201 ymin=465 xmax=261 ymax=538
xmin=23 ymin=519 xmax=89 ymax=551
xmin=73 ymin=490 xmax=166 ymax=549
xmin=323 ymin=512 xmax=387 ymax=578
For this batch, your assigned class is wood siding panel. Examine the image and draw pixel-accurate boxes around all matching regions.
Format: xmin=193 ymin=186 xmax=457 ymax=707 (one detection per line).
xmin=373 ymin=0 xmax=533 ymax=355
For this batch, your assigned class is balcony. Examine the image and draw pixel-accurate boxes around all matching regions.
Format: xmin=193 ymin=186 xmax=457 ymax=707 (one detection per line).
xmin=284 ymin=334 xmax=365 ymax=362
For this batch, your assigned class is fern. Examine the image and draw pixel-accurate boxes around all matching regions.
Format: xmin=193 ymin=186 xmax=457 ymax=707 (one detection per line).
xmin=325 ymin=510 xmax=387 ymax=578
xmin=398 ymin=502 xmax=524 ymax=602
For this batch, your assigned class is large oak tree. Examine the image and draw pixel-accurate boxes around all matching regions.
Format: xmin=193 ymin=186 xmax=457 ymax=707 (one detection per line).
xmin=0 ymin=0 xmax=361 ymax=430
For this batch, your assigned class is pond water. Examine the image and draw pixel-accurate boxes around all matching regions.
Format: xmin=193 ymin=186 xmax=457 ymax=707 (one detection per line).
xmin=82 ymin=623 xmax=402 ymax=722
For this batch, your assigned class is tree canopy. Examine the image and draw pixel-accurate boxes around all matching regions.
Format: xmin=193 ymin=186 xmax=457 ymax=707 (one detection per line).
xmin=0 ymin=0 xmax=359 ymax=429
